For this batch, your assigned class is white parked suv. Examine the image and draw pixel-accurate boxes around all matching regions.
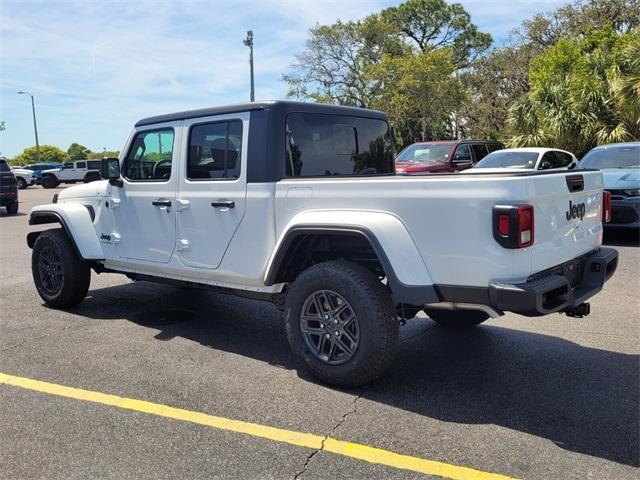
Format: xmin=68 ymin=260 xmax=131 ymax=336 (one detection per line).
xmin=10 ymin=167 xmax=37 ymax=189
xmin=26 ymin=101 xmax=618 ymax=386
xmin=472 ymin=147 xmax=578 ymax=171
xmin=40 ymin=160 xmax=102 ymax=188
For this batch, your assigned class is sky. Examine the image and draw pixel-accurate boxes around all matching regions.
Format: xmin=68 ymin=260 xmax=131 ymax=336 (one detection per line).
xmin=0 ymin=0 xmax=563 ymax=158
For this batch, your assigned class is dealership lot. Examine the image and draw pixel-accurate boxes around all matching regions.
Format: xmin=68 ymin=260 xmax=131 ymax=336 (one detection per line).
xmin=1 ymin=187 xmax=638 ymax=479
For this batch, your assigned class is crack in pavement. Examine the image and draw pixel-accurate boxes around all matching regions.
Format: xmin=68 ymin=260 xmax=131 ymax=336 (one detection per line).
xmin=293 ymin=394 xmax=360 ymax=479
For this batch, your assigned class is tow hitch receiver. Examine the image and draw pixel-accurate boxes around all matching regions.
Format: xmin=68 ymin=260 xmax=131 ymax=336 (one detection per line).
xmin=563 ymin=302 xmax=591 ymax=318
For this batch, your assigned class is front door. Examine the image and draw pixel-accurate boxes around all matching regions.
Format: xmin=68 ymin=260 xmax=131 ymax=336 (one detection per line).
xmin=112 ymin=125 xmax=179 ymax=263
xmin=176 ymin=114 xmax=247 ymax=269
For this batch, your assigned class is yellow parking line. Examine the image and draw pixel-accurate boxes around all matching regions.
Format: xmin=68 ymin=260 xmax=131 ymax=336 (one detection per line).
xmin=0 ymin=372 xmax=518 ymax=480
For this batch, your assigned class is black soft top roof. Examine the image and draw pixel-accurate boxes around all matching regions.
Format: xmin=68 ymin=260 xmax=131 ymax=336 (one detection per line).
xmin=135 ymin=100 xmax=387 ymax=127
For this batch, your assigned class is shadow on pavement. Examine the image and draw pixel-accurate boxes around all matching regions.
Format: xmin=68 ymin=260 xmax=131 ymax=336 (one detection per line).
xmin=73 ymin=281 xmax=639 ymax=467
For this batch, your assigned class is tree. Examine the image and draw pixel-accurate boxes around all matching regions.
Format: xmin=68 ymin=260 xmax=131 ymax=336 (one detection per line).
xmin=283 ymin=0 xmax=490 ymax=109
xmin=508 ymin=28 xmax=639 ymax=156
xmin=368 ymin=49 xmax=466 ymax=142
xmin=0 ymin=121 xmax=5 ymax=131
xmin=87 ymin=150 xmax=119 ymax=159
xmin=12 ymin=145 xmax=67 ymax=165
xmin=380 ymin=0 xmax=492 ymax=67
xmin=67 ymin=143 xmax=92 ymax=160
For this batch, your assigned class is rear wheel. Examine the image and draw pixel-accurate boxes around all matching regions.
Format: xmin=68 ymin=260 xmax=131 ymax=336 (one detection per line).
xmin=32 ymin=229 xmax=90 ymax=308
xmin=41 ymin=175 xmax=59 ymax=189
xmin=16 ymin=177 xmax=27 ymax=189
xmin=285 ymin=261 xmax=398 ymax=387
xmin=424 ymin=308 xmax=489 ymax=328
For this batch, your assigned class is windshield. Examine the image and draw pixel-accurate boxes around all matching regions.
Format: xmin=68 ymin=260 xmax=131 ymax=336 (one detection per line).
xmin=0 ymin=161 xmax=10 ymax=172
xmin=396 ymin=144 xmax=452 ymax=163
xmin=474 ymin=151 xmax=539 ymax=168
xmin=579 ymin=145 xmax=640 ymax=169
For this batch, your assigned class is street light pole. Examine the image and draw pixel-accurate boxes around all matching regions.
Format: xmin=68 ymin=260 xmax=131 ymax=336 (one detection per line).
xmin=243 ymin=30 xmax=255 ymax=102
xmin=17 ymin=91 xmax=40 ymax=163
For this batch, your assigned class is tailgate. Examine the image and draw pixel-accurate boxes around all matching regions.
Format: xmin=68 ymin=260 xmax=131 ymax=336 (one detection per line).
xmin=530 ymin=170 xmax=604 ymax=275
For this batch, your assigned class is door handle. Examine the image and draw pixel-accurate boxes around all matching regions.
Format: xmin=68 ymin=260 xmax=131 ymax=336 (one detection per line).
xmin=211 ymin=200 xmax=235 ymax=209
xmin=152 ymin=200 xmax=172 ymax=207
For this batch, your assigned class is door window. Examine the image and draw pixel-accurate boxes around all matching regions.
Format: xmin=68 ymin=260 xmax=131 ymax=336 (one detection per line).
xmin=453 ymin=144 xmax=472 ymax=162
xmin=63 ymin=163 xmax=74 ymax=169
xmin=76 ymin=161 xmax=87 ymax=169
xmin=470 ymin=144 xmax=489 ymax=162
xmin=187 ymin=120 xmax=242 ymax=180
xmin=123 ymin=129 xmax=174 ymax=181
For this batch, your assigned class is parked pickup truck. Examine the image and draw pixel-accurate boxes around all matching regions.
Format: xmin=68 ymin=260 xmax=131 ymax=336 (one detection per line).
xmin=27 ymin=101 xmax=618 ymax=386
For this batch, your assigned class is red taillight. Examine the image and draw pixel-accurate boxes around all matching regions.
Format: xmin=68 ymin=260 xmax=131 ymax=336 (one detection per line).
xmin=602 ymin=191 xmax=611 ymax=223
xmin=517 ymin=205 xmax=534 ymax=247
xmin=498 ymin=214 xmax=510 ymax=235
xmin=493 ymin=204 xmax=534 ymax=249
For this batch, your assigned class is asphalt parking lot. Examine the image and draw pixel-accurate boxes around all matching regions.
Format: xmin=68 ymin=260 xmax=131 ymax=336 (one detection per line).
xmin=1 ymin=186 xmax=638 ymax=480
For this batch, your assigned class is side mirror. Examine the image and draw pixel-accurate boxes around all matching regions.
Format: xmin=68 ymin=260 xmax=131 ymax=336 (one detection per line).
xmin=539 ymin=160 xmax=552 ymax=170
xmin=100 ymin=157 xmax=123 ymax=186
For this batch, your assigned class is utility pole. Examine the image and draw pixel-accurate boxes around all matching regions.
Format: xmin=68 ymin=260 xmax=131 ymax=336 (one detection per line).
xmin=17 ymin=91 xmax=40 ymax=162
xmin=243 ymin=30 xmax=255 ymax=102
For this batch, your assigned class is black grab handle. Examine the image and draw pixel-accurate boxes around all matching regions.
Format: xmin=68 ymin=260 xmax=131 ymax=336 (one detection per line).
xmin=211 ymin=201 xmax=235 ymax=208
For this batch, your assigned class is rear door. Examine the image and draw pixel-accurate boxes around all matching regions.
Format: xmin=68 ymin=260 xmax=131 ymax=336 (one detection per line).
xmin=176 ymin=113 xmax=248 ymax=269
xmin=529 ymin=171 xmax=604 ymax=273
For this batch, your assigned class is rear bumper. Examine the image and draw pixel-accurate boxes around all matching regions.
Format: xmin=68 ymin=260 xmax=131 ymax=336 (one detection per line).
xmin=436 ymin=247 xmax=618 ymax=317
xmin=606 ymin=198 xmax=640 ymax=229
xmin=1 ymin=192 xmax=18 ymax=205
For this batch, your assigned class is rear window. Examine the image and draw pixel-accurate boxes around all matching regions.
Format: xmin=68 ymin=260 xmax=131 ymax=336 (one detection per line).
xmin=0 ymin=160 xmax=9 ymax=172
xmin=87 ymin=161 xmax=101 ymax=170
xmin=285 ymin=113 xmax=394 ymax=177
xmin=579 ymin=145 xmax=640 ymax=169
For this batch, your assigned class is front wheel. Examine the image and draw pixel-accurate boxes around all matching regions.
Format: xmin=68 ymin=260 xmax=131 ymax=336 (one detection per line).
xmin=41 ymin=175 xmax=59 ymax=189
xmin=84 ymin=172 xmax=100 ymax=183
xmin=16 ymin=177 xmax=27 ymax=189
xmin=285 ymin=261 xmax=398 ymax=387
xmin=424 ymin=308 xmax=489 ymax=328
xmin=32 ymin=229 xmax=90 ymax=308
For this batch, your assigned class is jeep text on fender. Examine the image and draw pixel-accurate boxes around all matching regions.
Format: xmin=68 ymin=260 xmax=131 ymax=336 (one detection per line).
xmin=26 ymin=101 xmax=618 ymax=386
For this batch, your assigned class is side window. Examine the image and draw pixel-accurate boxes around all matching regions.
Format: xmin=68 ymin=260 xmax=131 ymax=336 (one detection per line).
xmin=487 ymin=143 xmax=503 ymax=153
xmin=553 ymin=151 xmax=573 ymax=168
xmin=188 ymin=120 xmax=242 ymax=180
xmin=124 ymin=128 xmax=174 ymax=181
xmin=63 ymin=162 xmax=74 ymax=169
xmin=285 ymin=113 xmax=393 ymax=177
xmin=471 ymin=144 xmax=489 ymax=162
xmin=87 ymin=161 xmax=101 ymax=170
xmin=76 ymin=161 xmax=87 ymax=169
xmin=453 ymin=144 xmax=472 ymax=162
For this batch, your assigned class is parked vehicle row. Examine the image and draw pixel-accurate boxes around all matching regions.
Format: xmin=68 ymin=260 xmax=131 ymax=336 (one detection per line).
xmin=25 ymin=100 xmax=618 ymax=386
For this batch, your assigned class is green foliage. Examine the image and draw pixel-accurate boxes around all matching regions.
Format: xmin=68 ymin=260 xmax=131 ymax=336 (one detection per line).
xmin=67 ymin=143 xmax=92 ymax=160
xmin=508 ymin=28 xmax=639 ymax=156
xmin=87 ymin=150 xmax=120 ymax=159
xmin=12 ymin=145 xmax=67 ymax=165
xmin=368 ymin=49 xmax=465 ymax=142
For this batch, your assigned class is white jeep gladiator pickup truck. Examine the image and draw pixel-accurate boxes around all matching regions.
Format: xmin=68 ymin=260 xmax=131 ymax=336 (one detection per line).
xmin=27 ymin=101 xmax=618 ymax=386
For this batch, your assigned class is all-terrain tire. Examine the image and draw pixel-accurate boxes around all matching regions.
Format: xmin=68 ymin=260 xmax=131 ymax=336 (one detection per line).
xmin=32 ymin=228 xmax=90 ymax=308
xmin=16 ymin=177 xmax=27 ymax=189
xmin=84 ymin=172 xmax=100 ymax=183
xmin=285 ymin=260 xmax=398 ymax=387
xmin=41 ymin=175 xmax=59 ymax=189
xmin=424 ymin=308 xmax=489 ymax=328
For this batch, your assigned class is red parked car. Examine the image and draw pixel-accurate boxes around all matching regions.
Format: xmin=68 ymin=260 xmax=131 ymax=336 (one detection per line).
xmin=395 ymin=140 xmax=504 ymax=174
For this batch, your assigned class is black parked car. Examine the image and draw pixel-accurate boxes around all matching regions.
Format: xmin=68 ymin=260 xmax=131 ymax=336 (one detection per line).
xmin=0 ymin=159 xmax=19 ymax=215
